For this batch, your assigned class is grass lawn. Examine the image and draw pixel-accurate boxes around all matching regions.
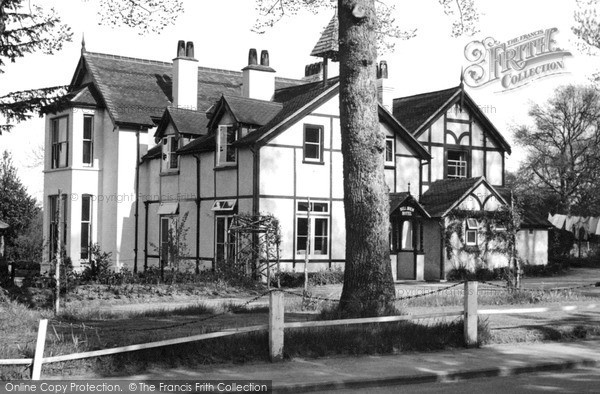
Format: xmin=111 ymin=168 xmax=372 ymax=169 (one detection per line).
xmin=1 ymin=267 xmax=599 ymax=380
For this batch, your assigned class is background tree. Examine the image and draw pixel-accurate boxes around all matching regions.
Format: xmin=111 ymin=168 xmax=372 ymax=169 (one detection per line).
xmin=573 ymin=0 xmax=600 ymax=86
xmin=0 ymin=0 xmax=72 ymax=133
xmin=97 ymin=0 xmax=184 ymax=35
xmin=1 ymin=0 xmax=182 ymax=133
xmin=513 ymin=85 xmax=600 ymax=216
xmin=252 ymin=0 xmax=479 ymax=316
xmin=0 ymin=150 xmax=40 ymax=261
xmin=5 ymin=0 xmax=479 ymax=316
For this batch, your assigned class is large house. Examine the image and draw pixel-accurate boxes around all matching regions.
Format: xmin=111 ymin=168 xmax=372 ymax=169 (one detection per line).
xmin=42 ymin=25 xmax=550 ymax=280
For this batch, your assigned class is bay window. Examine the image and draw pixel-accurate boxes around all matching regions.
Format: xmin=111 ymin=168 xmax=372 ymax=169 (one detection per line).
xmin=83 ymin=115 xmax=94 ymax=165
xmin=51 ymin=116 xmax=69 ymax=168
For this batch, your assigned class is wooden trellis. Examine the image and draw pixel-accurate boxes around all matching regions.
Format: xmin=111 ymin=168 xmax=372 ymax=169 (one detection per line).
xmin=228 ymin=214 xmax=281 ymax=288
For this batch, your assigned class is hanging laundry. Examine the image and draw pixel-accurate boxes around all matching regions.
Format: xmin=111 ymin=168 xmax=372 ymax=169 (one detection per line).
xmin=565 ymin=216 xmax=578 ymax=234
xmin=552 ymin=214 xmax=566 ymax=229
xmin=589 ymin=217 xmax=599 ymax=234
xmin=579 ymin=217 xmax=590 ymax=240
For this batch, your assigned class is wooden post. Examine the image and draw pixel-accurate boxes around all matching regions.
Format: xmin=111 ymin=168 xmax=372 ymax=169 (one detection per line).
xmin=54 ymin=190 xmax=62 ymax=316
xmin=464 ymin=281 xmax=478 ymax=347
xmin=265 ymin=233 xmax=271 ymax=289
xmin=31 ymin=319 xmax=48 ymax=380
xmin=276 ymin=240 xmax=281 ymax=289
xmin=304 ymin=198 xmax=311 ymax=291
xmin=269 ymin=290 xmax=284 ymax=361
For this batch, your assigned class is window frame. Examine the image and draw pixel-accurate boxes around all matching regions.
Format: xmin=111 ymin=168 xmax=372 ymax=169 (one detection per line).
xmin=51 ymin=116 xmax=69 ymax=169
xmin=465 ymin=219 xmax=479 ymax=246
xmin=215 ymin=215 xmax=235 ymax=264
xmin=303 ymin=124 xmax=324 ymax=164
xmin=217 ymin=125 xmax=237 ymax=166
xmin=80 ymin=194 xmax=92 ymax=260
xmin=162 ymin=135 xmax=180 ymax=171
xmin=295 ymin=201 xmax=330 ymax=257
xmin=82 ymin=115 xmax=94 ymax=166
xmin=48 ymin=194 xmax=68 ymax=261
xmin=446 ymin=149 xmax=469 ymax=179
xmin=384 ymin=136 xmax=395 ymax=167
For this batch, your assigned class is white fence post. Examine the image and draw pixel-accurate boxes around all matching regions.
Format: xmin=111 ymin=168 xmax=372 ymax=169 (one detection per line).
xmin=31 ymin=319 xmax=48 ymax=380
xmin=269 ymin=290 xmax=284 ymax=361
xmin=464 ymin=281 xmax=478 ymax=347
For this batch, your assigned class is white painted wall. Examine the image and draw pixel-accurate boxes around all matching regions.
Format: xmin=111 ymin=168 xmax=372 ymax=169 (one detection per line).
xmin=517 ymin=229 xmax=548 ymax=265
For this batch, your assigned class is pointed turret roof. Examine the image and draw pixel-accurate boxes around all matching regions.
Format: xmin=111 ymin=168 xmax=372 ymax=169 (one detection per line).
xmin=310 ymin=13 xmax=339 ymax=61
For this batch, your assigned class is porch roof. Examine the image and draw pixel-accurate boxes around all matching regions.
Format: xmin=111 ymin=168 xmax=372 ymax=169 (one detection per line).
xmin=419 ymin=177 xmax=484 ymax=217
xmin=390 ymin=193 xmax=431 ymax=219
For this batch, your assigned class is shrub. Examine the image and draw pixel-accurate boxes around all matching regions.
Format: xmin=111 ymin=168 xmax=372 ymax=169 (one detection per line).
xmin=80 ymin=244 xmax=113 ymax=283
xmin=308 ymin=267 xmax=344 ymax=286
xmin=272 ymin=269 xmax=345 ymax=288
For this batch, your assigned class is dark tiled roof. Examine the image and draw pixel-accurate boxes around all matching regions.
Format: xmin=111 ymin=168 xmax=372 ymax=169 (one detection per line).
xmin=273 ymin=76 xmax=339 ymax=103
xmin=141 ymin=144 xmax=162 ymax=162
xmin=222 ymin=95 xmax=283 ymax=126
xmin=393 ymin=85 xmax=512 ymax=154
xmin=392 ymin=86 xmax=460 ymax=133
xmin=69 ymin=83 xmax=102 ymax=106
xmin=166 ymin=107 xmax=208 ymax=136
xmin=311 ymin=13 xmax=339 ymax=60
xmin=390 ymin=192 xmax=410 ymax=210
xmin=521 ymin=211 xmax=552 ymax=229
xmin=390 ymin=192 xmax=432 ymax=218
xmin=177 ymin=133 xmax=215 ymax=155
xmin=74 ymin=51 xmax=302 ymax=127
xmin=420 ymin=177 xmax=482 ymax=217
xmin=496 ymin=186 xmax=552 ymax=229
xmin=378 ymin=105 xmax=430 ymax=160
xmin=236 ymin=79 xmax=339 ymax=146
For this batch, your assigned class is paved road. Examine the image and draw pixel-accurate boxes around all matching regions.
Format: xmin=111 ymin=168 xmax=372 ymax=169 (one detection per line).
xmin=325 ymin=365 xmax=600 ymax=393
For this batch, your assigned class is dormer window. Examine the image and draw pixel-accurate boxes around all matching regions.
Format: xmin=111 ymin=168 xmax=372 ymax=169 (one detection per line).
xmin=162 ymin=136 xmax=179 ymax=171
xmin=217 ymin=125 xmax=236 ymax=166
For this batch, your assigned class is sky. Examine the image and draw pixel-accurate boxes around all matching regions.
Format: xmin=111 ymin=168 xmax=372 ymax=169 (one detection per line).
xmin=0 ymin=0 xmax=598 ymax=202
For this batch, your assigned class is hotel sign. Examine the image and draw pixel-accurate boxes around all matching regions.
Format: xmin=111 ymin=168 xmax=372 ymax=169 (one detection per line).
xmin=463 ymin=28 xmax=572 ymax=92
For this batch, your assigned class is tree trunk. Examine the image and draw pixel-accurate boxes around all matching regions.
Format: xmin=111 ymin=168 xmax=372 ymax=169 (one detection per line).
xmin=338 ymin=0 xmax=395 ymax=316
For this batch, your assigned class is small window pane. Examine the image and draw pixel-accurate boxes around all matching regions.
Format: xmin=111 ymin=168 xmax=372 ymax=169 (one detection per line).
xmin=81 ymin=196 xmax=91 ymax=222
xmin=385 ymin=138 xmax=394 ymax=163
xmin=466 ymin=230 xmax=477 ymax=245
xmin=312 ymin=203 xmax=328 ymax=212
xmin=83 ymin=116 xmax=93 ymax=140
xmin=304 ymin=144 xmax=320 ymax=160
xmin=83 ymin=142 xmax=92 ymax=164
xmin=305 ymin=128 xmax=320 ymax=143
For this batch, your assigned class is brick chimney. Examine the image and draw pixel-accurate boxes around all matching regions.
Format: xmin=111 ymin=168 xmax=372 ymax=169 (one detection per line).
xmin=172 ymin=40 xmax=198 ymax=110
xmin=242 ymin=49 xmax=275 ymax=101
xmin=376 ymin=60 xmax=394 ymax=110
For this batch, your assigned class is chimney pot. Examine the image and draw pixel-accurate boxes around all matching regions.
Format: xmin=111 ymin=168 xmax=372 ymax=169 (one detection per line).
xmin=177 ymin=40 xmax=186 ymax=57
xmin=379 ymin=60 xmax=388 ymax=79
xmin=248 ymin=48 xmax=258 ymax=65
xmin=185 ymin=41 xmax=195 ymax=58
xmin=305 ymin=64 xmax=310 ymax=77
xmin=260 ymin=50 xmax=270 ymax=67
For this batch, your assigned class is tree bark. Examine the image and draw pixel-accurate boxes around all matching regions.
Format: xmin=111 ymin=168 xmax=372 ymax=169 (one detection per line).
xmin=338 ymin=0 xmax=395 ymax=316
